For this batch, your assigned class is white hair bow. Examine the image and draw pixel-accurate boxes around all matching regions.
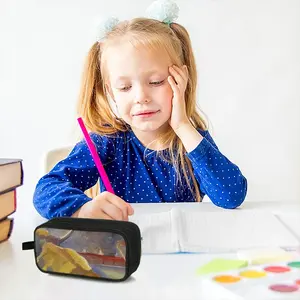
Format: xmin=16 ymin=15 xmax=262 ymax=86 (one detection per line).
xmin=95 ymin=16 xmax=120 ymax=42
xmin=145 ymin=0 xmax=179 ymax=25
xmin=95 ymin=0 xmax=179 ymax=42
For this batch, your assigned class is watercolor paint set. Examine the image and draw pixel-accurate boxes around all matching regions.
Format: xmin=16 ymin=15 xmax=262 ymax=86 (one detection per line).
xmin=199 ymin=260 xmax=300 ymax=299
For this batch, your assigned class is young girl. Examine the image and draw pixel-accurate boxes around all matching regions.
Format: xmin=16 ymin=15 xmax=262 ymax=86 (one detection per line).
xmin=33 ymin=0 xmax=247 ymax=220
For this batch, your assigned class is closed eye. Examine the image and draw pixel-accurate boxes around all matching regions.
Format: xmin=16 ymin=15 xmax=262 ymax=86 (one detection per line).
xmin=118 ymin=80 xmax=164 ymax=91
xmin=150 ymin=80 xmax=164 ymax=86
xmin=119 ymin=86 xmax=131 ymax=91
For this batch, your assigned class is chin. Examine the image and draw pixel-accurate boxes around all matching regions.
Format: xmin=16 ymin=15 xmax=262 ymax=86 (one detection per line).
xmin=133 ymin=121 xmax=170 ymax=133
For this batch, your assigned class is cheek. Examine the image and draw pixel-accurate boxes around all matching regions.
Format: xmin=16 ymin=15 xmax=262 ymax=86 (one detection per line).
xmin=164 ymin=99 xmax=172 ymax=118
xmin=159 ymin=85 xmax=173 ymax=114
xmin=114 ymin=99 xmax=132 ymax=119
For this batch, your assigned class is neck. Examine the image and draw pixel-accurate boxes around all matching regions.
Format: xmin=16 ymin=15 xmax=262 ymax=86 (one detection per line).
xmin=132 ymin=123 xmax=171 ymax=151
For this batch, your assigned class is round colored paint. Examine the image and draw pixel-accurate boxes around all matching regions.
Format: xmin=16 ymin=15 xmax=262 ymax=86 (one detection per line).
xmin=264 ymin=266 xmax=290 ymax=273
xmin=288 ymin=261 xmax=300 ymax=269
xmin=269 ymin=284 xmax=299 ymax=293
xmin=213 ymin=275 xmax=241 ymax=283
xmin=296 ymin=279 xmax=300 ymax=286
xmin=239 ymin=270 xmax=266 ymax=278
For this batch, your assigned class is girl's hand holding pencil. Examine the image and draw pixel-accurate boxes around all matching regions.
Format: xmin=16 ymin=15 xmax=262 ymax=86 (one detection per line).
xmin=72 ymin=191 xmax=134 ymax=221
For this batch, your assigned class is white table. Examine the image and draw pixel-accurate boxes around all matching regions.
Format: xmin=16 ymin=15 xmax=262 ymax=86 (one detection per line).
xmin=1 ymin=201 xmax=300 ymax=300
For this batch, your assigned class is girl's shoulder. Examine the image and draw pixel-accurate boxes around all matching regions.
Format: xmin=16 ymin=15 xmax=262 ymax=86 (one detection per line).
xmin=72 ymin=131 xmax=130 ymax=162
xmin=89 ymin=130 xmax=130 ymax=147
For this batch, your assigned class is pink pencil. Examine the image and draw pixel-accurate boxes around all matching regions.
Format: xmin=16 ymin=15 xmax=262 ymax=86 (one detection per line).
xmin=77 ymin=117 xmax=115 ymax=194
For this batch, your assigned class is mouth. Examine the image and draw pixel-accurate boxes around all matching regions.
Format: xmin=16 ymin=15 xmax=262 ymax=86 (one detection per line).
xmin=133 ymin=110 xmax=160 ymax=117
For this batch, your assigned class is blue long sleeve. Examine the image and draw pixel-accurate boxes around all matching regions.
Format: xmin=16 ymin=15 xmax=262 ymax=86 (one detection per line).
xmin=186 ymin=130 xmax=247 ymax=209
xmin=33 ymin=133 xmax=116 ymax=218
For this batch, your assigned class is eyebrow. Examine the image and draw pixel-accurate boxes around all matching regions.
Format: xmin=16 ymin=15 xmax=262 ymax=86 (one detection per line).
xmin=115 ymin=70 xmax=166 ymax=81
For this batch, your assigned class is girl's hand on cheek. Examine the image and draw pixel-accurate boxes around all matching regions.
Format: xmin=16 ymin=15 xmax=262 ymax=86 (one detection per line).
xmin=167 ymin=65 xmax=190 ymax=132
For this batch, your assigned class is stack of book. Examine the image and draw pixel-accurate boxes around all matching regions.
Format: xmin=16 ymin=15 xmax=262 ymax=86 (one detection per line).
xmin=0 ymin=159 xmax=23 ymax=243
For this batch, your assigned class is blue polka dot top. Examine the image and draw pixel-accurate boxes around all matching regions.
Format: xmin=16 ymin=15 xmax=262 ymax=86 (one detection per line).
xmin=33 ymin=129 xmax=247 ymax=219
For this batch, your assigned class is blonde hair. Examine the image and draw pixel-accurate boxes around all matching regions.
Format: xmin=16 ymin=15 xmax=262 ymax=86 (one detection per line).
xmin=77 ymin=18 xmax=208 ymax=202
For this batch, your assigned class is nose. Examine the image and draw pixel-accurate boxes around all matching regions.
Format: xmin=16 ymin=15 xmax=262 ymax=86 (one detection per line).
xmin=134 ymin=85 xmax=150 ymax=104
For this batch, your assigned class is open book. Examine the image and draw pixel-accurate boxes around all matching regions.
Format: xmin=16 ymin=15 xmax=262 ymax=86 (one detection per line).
xmin=129 ymin=208 xmax=300 ymax=254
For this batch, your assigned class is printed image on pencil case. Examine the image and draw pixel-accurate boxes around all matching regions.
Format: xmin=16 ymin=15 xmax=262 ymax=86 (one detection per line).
xmin=22 ymin=217 xmax=141 ymax=282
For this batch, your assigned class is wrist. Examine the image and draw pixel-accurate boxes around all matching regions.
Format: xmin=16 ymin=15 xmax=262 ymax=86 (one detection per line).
xmin=71 ymin=204 xmax=86 ymax=218
xmin=71 ymin=209 xmax=80 ymax=217
xmin=174 ymin=122 xmax=203 ymax=153
xmin=173 ymin=121 xmax=193 ymax=137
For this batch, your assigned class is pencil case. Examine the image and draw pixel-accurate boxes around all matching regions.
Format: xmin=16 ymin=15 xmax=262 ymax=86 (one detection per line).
xmin=22 ymin=217 xmax=141 ymax=282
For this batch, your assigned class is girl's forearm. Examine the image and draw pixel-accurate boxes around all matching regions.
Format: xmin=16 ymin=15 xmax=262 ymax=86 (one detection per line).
xmin=174 ymin=122 xmax=203 ymax=153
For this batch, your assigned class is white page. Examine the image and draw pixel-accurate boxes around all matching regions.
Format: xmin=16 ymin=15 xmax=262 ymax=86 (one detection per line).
xmin=276 ymin=213 xmax=300 ymax=241
xmin=129 ymin=209 xmax=181 ymax=254
xmin=179 ymin=210 xmax=300 ymax=253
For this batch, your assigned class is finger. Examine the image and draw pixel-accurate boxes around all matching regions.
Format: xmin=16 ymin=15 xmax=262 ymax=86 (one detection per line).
xmin=173 ymin=65 xmax=188 ymax=88
xmin=127 ymin=204 xmax=134 ymax=216
xmin=102 ymin=201 xmax=125 ymax=220
xmin=85 ymin=205 xmax=114 ymax=220
xmin=106 ymin=193 xmax=132 ymax=221
xmin=98 ymin=211 xmax=114 ymax=220
xmin=168 ymin=75 xmax=179 ymax=95
xmin=169 ymin=66 xmax=185 ymax=87
xmin=173 ymin=65 xmax=187 ymax=78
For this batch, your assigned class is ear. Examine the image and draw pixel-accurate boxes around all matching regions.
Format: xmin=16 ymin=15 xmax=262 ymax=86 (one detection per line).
xmin=105 ymin=83 xmax=115 ymax=103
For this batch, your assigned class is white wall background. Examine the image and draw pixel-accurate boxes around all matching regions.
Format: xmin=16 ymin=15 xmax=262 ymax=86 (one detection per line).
xmin=1 ymin=0 xmax=300 ymax=212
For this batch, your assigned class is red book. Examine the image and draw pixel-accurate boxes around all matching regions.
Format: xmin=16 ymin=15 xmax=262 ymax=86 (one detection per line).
xmin=0 ymin=189 xmax=17 ymax=221
xmin=0 ymin=218 xmax=14 ymax=243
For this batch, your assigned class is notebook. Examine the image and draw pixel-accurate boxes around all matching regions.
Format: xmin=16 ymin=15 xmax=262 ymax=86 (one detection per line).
xmin=129 ymin=208 xmax=300 ymax=254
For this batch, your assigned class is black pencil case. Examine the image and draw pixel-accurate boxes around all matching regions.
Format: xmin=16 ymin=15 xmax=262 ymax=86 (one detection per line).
xmin=22 ymin=217 xmax=141 ymax=282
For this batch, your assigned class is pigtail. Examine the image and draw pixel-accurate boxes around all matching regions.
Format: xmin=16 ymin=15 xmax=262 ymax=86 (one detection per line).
xmin=77 ymin=42 xmax=125 ymax=134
